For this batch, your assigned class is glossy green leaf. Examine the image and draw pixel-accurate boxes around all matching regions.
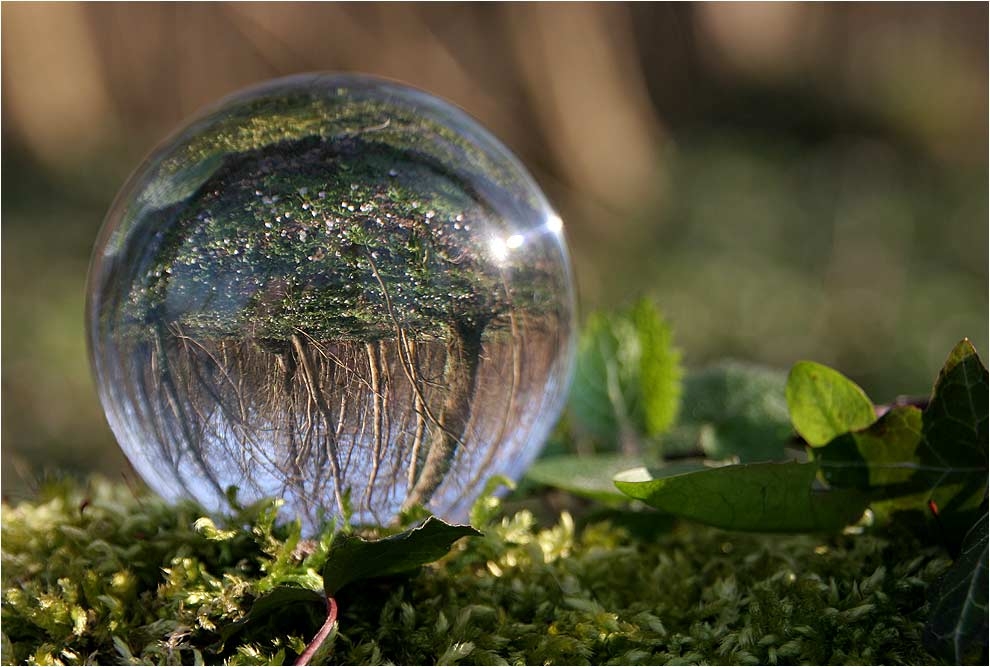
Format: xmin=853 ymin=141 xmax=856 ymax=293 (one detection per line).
xmin=786 ymin=360 xmax=876 ymax=446
xmin=322 ymin=517 xmax=480 ymax=596
xmin=678 ymin=362 xmax=792 ymax=461
xmin=614 ymin=461 xmax=867 ymax=532
xmin=924 ymin=504 xmax=988 ymax=665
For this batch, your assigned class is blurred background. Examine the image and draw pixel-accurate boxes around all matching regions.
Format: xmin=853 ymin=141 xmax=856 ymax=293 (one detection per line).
xmin=2 ymin=2 xmax=987 ymax=497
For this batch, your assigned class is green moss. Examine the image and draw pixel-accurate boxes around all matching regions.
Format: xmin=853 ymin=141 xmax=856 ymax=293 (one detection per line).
xmin=2 ymin=479 xmax=948 ymax=665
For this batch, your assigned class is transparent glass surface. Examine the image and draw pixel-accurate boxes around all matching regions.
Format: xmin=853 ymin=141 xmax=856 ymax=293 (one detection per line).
xmin=87 ymin=74 xmax=575 ymax=531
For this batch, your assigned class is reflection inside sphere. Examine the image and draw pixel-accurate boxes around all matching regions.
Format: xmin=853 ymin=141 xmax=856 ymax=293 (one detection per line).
xmin=87 ymin=74 xmax=575 ymax=531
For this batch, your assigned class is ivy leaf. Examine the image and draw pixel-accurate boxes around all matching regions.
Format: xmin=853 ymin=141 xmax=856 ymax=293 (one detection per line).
xmin=815 ymin=340 xmax=988 ymax=550
xmin=568 ymin=300 xmax=682 ymax=446
xmin=678 ymin=362 xmax=792 ymax=461
xmin=919 ymin=339 xmax=988 ymax=551
xmin=924 ymin=339 xmax=988 ymax=454
xmin=786 ymin=360 xmax=876 ymax=446
xmin=614 ymin=461 xmax=868 ymax=532
xmin=921 ymin=340 xmax=988 ymax=487
xmin=924 ymin=503 xmax=989 ymax=665
xmin=322 ymin=517 xmax=480 ymax=597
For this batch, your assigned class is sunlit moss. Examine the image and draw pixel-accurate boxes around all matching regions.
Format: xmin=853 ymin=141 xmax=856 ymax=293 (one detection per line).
xmin=2 ymin=479 xmax=946 ymax=665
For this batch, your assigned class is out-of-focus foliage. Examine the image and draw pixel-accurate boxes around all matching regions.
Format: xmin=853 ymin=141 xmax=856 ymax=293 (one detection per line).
xmin=569 ymin=300 xmax=682 ymax=451
xmin=676 ymin=362 xmax=793 ymax=462
xmin=2 ymin=3 xmax=986 ymax=495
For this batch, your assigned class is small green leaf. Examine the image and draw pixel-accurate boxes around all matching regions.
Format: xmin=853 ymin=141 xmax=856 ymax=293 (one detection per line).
xmin=786 ymin=360 xmax=876 ymax=446
xmin=614 ymin=461 xmax=867 ymax=532
xmin=678 ymin=362 xmax=792 ymax=461
xmin=924 ymin=504 xmax=988 ymax=665
xmin=322 ymin=517 xmax=481 ymax=597
xmin=526 ymin=454 xmax=645 ymax=502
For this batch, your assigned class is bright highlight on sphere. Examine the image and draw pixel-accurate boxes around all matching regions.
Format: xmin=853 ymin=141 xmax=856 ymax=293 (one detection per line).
xmin=86 ymin=74 xmax=576 ymax=531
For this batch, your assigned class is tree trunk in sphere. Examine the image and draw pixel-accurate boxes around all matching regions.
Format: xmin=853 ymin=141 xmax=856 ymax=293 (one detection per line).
xmin=402 ymin=320 xmax=484 ymax=511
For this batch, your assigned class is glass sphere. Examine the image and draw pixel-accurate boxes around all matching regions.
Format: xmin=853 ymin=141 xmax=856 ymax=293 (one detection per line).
xmin=86 ymin=74 xmax=575 ymax=530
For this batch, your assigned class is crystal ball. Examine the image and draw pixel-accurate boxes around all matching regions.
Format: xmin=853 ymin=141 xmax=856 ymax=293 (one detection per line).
xmin=86 ymin=74 xmax=575 ymax=530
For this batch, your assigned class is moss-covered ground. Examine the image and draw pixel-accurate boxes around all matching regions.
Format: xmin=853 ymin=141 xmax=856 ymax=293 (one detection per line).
xmin=2 ymin=479 xmax=948 ymax=665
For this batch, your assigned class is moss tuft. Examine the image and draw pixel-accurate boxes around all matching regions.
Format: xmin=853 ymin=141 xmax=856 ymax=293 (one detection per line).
xmin=2 ymin=479 xmax=947 ymax=665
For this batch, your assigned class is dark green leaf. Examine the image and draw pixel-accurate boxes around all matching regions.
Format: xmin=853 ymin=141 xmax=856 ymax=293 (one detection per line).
xmin=220 ymin=586 xmax=325 ymax=645
xmin=920 ymin=339 xmax=989 ymax=549
xmin=614 ymin=461 xmax=868 ymax=532
xmin=920 ymin=338 xmax=988 ymax=478
xmin=568 ymin=300 xmax=681 ymax=446
xmin=677 ymin=362 xmax=792 ymax=461
xmin=924 ymin=504 xmax=988 ymax=665
xmin=242 ymin=586 xmax=325 ymax=618
xmin=526 ymin=454 xmax=701 ymax=503
xmin=786 ymin=360 xmax=876 ymax=446
xmin=322 ymin=517 xmax=480 ymax=596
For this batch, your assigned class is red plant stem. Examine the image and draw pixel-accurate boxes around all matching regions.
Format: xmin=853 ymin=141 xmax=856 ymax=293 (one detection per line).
xmin=295 ymin=596 xmax=338 ymax=666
